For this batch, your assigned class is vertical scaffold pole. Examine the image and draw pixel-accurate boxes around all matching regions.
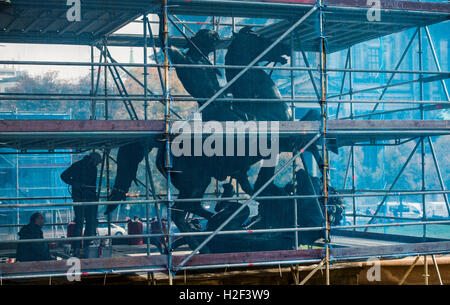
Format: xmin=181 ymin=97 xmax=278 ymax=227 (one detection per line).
xmin=290 ymin=33 xmax=299 ymax=249
xmin=104 ymin=40 xmax=110 ymax=235
xmin=145 ymin=146 xmax=151 ymax=256
xmin=104 ymin=40 xmax=108 ymax=120
xmin=418 ymin=26 xmax=426 ymax=239
xmin=106 ymin=149 xmax=111 ymax=240
xmin=162 ymin=0 xmax=174 ymax=284
xmin=143 ymin=13 xmax=151 ymax=257
xmin=92 ymin=46 xmax=106 ymax=120
xmin=318 ymin=0 xmax=330 ymax=285
xmin=90 ymin=46 xmax=95 ymax=120
xmin=349 ymin=47 xmax=356 ymax=231
xmin=144 ymin=14 xmax=149 ymax=121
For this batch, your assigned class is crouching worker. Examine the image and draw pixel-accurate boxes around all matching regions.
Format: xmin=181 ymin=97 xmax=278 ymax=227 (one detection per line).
xmin=16 ymin=212 xmax=53 ymax=262
xmin=61 ymin=152 xmax=102 ymax=257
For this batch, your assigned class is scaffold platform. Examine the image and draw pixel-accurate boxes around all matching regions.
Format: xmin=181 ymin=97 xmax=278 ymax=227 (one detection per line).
xmin=0 ymin=119 xmax=448 ymax=151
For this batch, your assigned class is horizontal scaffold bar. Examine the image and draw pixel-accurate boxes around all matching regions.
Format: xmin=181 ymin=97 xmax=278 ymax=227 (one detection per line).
xmin=1 ymin=220 xmax=449 ymax=246
xmin=0 ymin=60 xmax=448 ymax=76
xmin=1 ymin=190 xmax=450 ymax=209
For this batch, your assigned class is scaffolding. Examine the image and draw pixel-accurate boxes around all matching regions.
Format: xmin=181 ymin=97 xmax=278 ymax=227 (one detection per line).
xmin=0 ymin=0 xmax=449 ymax=284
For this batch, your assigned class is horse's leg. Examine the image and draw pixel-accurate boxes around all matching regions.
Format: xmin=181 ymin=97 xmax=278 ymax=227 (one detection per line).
xmin=251 ymin=165 xmax=276 ymax=228
xmin=233 ymin=171 xmax=254 ymax=196
xmin=172 ymin=174 xmax=212 ymax=230
xmin=173 ymin=177 xmax=212 ymax=253
xmin=296 ymin=169 xmax=325 ymax=245
xmin=181 ymin=179 xmax=214 ymax=220
xmin=254 ymin=165 xmax=275 ymax=192
xmin=308 ymin=145 xmax=325 ymax=177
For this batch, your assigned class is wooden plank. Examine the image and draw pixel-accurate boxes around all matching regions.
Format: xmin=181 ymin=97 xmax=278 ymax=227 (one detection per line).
xmin=1 ymin=120 xmax=447 ymax=135
xmin=0 ymin=255 xmax=167 ymax=276
xmin=0 ymin=120 xmax=165 ymax=132
xmin=172 ymin=248 xmax=324 ymax=267
xmin=332 ymin=241 xmax=450 ymax=259
xmin=1 ymin=241 xmax=450 ymax=277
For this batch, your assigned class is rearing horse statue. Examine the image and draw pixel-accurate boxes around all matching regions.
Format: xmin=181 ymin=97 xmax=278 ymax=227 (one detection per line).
xmin=155 ymin=21 xmax=259 ymax=247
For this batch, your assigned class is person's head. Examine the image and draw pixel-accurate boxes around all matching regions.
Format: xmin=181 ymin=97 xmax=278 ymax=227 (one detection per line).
xmin=88 ymin=152 xmax=102 ymax=166
xmin=188 ymin=29 xmax=220 ymax=55
xmin=30 ymin=212 xmax=44 ymax=227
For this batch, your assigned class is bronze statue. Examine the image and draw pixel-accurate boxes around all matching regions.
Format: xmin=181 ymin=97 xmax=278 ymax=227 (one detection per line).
xmin=104 ymin=142 xmax=146 ymax=215
xmin=225 ymin=26 xmax=292 ymax=121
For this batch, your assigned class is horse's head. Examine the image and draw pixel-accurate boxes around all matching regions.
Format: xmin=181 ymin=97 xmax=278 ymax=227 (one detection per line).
xmin=230 ymin=26 xmax=289 ymax=65
xmin=188 ymin=29 xmax=220 ymax=55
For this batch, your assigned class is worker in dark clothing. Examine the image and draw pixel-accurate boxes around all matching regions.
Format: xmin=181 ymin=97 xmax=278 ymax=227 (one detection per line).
xmin=16 ymin=212 xmax=53 ymax=262
xmin=61 ymin=152 xmax=102 ymax=257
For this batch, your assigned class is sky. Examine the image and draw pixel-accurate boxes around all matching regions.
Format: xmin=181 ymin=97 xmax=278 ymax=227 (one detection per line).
xmin=0 ymin=16 xmax=160 ymax=81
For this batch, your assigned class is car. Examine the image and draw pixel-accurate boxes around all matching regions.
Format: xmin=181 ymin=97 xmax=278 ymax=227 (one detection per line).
xmin=96 ymin=222 xmax=126 ymax=236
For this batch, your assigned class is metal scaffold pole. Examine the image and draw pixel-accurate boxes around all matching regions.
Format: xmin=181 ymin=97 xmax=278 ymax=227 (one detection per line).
xmin=161 ymin=0 xmax=175 ymax=284
xmin=90 ymin=45 xmax=95 ymax=120
xmin=318 ymin=0 xmax=330 ymax=285
xmin=347 ymin=46 xmax=356 ymax=231
xmin=104 ymin=39 xmax=108 ymax=120
xmin=418 ymin=26 xmax=427 ymax=239
xmin=290 ymin=32 xmax=299 ymax=249
xmin=143 ymin=12 xmax=152 ymax=257
xmin=143 ymin=13 xmax=149 ymax=121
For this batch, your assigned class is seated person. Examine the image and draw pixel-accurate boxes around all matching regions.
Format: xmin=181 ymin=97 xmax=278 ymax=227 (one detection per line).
xmin=16 ymin=212 xmax=53 ymax=262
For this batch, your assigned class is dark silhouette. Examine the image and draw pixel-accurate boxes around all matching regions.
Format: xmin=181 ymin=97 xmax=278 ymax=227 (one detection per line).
xmin=0 ymin=1 xmax=11 ymax=12
xmin=16 ymin=212 xmax=53 ymax=262
xmin=61 ymin=152 xmax=101 ymax=256
xmin=104 ymin=142 xmax=146 ymax=215
xmin=159 ymin=15 xmax=244 ymax=121
xmin=297 ymin=170 xmax=345 ymax=228
xmin=223 ymin=26 xmax=291 ymax=218
xmin=149 ymin=28 xmax=332 ymax=253
xmin=154 ymin=26 xmax=297 ymax=250
xmin=156 ymin=143 xmax=260 ymax=249
xmin=225 ymin=26 xmax=291 ymax=121
xmin=225 ymin=26 xmax=324 ymax=175
xmin=207 ymin=183 xmax=250 ymax=231
xmin=156 ymin=19 xmax=259 ymax=245
xmin=294 ymin=169 xmax=326 ymax=244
